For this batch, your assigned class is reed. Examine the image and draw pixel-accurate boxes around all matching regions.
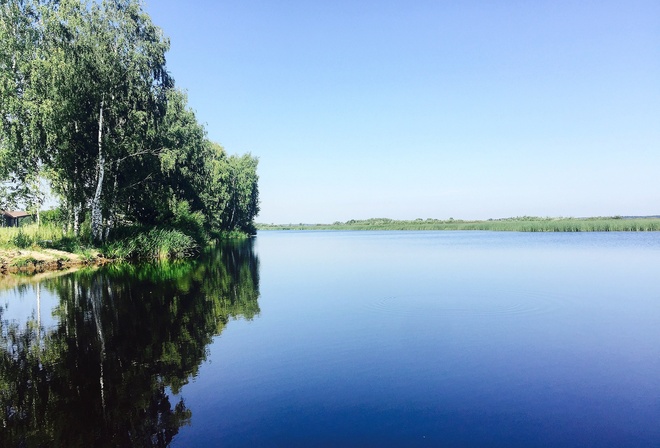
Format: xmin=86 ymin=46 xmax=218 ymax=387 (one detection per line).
xmin=101 ymin=228 xmax=198 ymax=260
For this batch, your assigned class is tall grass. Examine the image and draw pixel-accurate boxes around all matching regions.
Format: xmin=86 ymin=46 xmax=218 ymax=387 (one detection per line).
xmin=102 ymin=228 xmax=198 ymax=260
xmin=0 ymin=223 xmax=199 ymax=260
xmin=0 ymin=223 xmax=66 ymax=248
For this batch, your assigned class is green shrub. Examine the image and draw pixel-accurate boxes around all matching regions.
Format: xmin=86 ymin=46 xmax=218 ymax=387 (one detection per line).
xmin=12 ymin=230 xmax=32 ymax=249
xmin=40 ymin=208 xmax=66 ymax=227
xmin=170 ymin=199 xmax=208 ymax=244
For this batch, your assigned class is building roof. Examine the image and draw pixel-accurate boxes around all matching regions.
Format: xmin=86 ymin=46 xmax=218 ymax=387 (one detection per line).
xmin=3 ymin=210 xmax=32 ymax=218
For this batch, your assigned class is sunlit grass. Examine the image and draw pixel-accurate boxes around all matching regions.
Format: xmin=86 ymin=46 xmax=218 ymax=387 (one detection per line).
xmin=0 ymin=223 xmax=66 ymax=248
xmin=101 ymin=228 xmax=198 ymax=260
xmin=0 ymin=224 xmax=198 ymax=260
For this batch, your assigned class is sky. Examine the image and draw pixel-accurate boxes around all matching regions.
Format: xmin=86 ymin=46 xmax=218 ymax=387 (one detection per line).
xmin=144 ymin=0 xmax=659 ymax=224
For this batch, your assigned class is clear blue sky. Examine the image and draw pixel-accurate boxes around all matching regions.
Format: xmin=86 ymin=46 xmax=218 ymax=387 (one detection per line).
xmin=145 ymin=0 xmax=659 ymax=224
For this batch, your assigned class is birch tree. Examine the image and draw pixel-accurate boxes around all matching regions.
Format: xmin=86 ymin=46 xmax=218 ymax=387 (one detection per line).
xmin=74 ymin=0 xmax=171 ymax=242
xmin=0 ymin=0 xmax=48 ymax=213
xmin=1 ymin=0 xmax=260 ymax=240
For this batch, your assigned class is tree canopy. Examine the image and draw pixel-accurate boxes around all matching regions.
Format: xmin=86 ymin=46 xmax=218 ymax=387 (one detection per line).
xmin=0 ymin=0 xmax=259 ymax=241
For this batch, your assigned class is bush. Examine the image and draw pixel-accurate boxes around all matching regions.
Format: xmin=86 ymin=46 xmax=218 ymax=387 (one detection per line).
xmin=12 ymin=230 xmax=32 ymax=249
xmin=40 ymin=208 xmax=66 ymax=227
xmin=170 ymin=199 xmax=208 ymax=244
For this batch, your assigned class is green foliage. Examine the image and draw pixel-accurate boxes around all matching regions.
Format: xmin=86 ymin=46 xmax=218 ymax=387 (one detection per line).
xmin=0 ymin=0 xmax=260 ymax=250
xmin=10 ymin=256 xmax=38 ymax=267
xmin=78 ymin=250 xmax=96 ymax=263
xmin=0 ymin=0 xmax=47 ymax=210
xmin=217 ymin=230 xmax=256 ymax=240
xmin=218 ymin=154 xmax=260 ymax=235
xmin=39 ymin=208 xmax=65 ymax=227
xmin=103 ymin=228 xmax=198 ymax=260
xmin=0 ymin=223 xmax=62 ymax=248
xmin=10 ymin=230 xmax=32 ymax=249
xmin=169 ymin=199 xmax=208 ymax=244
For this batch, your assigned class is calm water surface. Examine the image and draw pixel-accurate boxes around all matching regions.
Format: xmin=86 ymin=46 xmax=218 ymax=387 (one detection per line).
xmin=1 ymin=231 xmax=659 ymax=447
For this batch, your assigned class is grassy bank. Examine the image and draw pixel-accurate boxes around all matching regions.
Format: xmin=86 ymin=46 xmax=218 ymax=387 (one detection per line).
xmin=257 ymin=216 xmax=660 ymax=232
xmin=0 ymin=221 xmax=255 ymax=270
xmin=0 ymin=224 xmax=193 ymax=258
xmin=0 ymin=223 xmax=254 ymax=274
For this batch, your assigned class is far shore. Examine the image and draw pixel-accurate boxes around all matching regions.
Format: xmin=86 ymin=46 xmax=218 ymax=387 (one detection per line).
xmin=257 ymin=216 xmax=660 ymax=232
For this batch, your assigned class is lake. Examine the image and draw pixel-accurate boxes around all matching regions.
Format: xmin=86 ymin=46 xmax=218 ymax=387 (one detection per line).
xmin=1 ymin=231 xmax=659 ymax=447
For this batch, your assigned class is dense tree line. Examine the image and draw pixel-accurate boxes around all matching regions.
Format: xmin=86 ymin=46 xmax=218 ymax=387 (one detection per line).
xmin=0 ymin=0 xmax=259 ymax=242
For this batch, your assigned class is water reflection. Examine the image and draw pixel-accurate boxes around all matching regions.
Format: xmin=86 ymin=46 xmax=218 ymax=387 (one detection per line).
xmin=0 ymin=240 xmax=259 ymax=447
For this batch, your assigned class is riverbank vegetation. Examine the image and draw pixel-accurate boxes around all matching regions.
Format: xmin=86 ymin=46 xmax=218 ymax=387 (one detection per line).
xmin=257 ymin=216 xmax=660 ymax=232
xmin=0 ymin=211 xmax=200 ymax=269
xmin=0 ymin=0 xmax=259 ymax=261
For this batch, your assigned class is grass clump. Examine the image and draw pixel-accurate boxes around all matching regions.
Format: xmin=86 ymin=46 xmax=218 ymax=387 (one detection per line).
xmin=102 ymin=228 xmax=198 ymax=260
xmin=11 ymin=230 xmax=32 ymax=249
xmin=10 ymin=256 xmax=39 ymax=268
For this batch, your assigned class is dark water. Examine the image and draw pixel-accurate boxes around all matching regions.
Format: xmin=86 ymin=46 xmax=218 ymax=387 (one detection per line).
xmin=1 ymin=232 xmax=659 ymax=447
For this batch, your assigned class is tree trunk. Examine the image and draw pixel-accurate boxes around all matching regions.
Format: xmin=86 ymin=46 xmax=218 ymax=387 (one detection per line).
xmin=91 ymin=99 xmax=105 ymax=243
xmin=228 ymin=176 xmax=237 ymax=230
xmin=104 ymin=171 xmax=118 ymax=241
xmin=73 ymin=202 xmax=80 ymax=236
xmin=66 ymin=200 xmax=72 ymax=234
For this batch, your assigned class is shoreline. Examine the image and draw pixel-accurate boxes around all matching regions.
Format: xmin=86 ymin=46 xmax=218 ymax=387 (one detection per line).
xmin=0 ymin=248 xmax=111 ymax=275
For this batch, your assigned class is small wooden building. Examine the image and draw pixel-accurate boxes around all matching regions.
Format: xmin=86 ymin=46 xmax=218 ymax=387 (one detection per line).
xmin=2 ymin=210 xmax=32 ymax=227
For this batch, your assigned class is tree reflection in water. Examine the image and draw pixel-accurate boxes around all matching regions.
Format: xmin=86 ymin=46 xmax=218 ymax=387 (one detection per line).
xmin=0 ymin=240 xmax=260 ymax=447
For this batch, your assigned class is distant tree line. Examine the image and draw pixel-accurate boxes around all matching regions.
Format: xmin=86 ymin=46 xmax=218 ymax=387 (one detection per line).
xmin=256 ymin=216 xmax=660 ymax=232
xmin=0 ymin=0 xmax=259 ymax=242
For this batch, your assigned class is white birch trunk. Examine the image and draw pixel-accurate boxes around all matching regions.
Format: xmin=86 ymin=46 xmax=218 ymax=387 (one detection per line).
xmin=104 ymin=171 xmax=118 ymax=241
xmin=66 ymin=202 xmax=72 ymax=234
xmin=92 ymin=99 xmax=105 ymax=242
xmin=73 ymin=203 xmax=80 ymax=236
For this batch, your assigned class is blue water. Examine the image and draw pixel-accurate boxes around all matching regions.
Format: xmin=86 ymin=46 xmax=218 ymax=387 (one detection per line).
xmin=1 ymin=231 xmax=659 ymax=447
xmin=172 ymin=231 xmax=660 ymax=447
